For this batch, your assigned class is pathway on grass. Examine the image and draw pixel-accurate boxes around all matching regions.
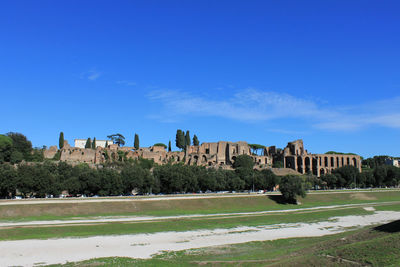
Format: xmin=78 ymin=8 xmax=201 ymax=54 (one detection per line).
xmin=1 ymin=189 xmax=399 ymax=206
xmin=0 ymin=210 xmax=399 ymax=267
xmin=1 ymin=201 xmax=399 ymax=228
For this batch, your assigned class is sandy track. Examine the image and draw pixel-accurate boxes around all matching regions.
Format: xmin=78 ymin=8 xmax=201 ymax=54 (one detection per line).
xmin=1 ymin=189 xmax=398 ymax=206
xmin=0 ymin=210 xmax=399 ymax=267
xmin=0 ymin=201 xmax=398 ymax=228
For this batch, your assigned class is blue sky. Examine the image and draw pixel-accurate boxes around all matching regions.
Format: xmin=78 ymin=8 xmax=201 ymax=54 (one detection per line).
xmin=1 ymin=0 xmax=399 ymax=158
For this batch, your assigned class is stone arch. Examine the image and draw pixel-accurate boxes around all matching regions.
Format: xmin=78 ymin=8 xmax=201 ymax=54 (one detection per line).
xmin=202 ymin=155 xmax=207 ymax=163
xmin=352 ymin=157 xmax=357 ymax=167
xmin=194 ymin=155 xmax=199 ymax=164
xmin=341 ymin=157 xmax=344 ymax=166
xmin=324 ymin=157 xmax=328 ymax=167
xmin=347 ymin=157 xmax=350 ymax=165
xmin=330 ymin=157 xmax=334 ymax=168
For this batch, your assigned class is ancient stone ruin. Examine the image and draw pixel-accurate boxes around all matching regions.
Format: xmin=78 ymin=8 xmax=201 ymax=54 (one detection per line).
xmin=43 ymin=139 xmax=362 ymax=176
xmin=283 ymin=139 xmax=362 ymax=176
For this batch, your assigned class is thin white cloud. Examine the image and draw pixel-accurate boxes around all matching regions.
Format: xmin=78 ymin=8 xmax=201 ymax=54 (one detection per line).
xmin=116 ymin=80 xmax=137 ymax=86
xmin=147 ymin=89 xmax=400 ymax=131
xmin=86 ymin=70 xmax=101 ymax=81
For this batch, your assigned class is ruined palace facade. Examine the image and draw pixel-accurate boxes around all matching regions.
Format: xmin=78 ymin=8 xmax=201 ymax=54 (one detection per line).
xmin=44 ymin=141 xmax=272 ymax=169
xmin=185 ymin=141 xmax=271 ymax=168
xmin=44 ymin=139 xmax=362 ymax=177
xmin=283 ymin=140 xmax=362 ymax=176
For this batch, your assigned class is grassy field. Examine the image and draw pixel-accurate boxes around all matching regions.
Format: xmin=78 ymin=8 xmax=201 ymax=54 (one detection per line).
xmin=1 ymin=190 xmax=400 ymax=222
xmin=46 ymin=219 xmax=400 ymax=267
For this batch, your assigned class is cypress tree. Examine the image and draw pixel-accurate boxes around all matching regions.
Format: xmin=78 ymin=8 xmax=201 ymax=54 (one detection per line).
xmin=168 ymin=140 xmax=171 ymax=152
xmin=176 ymin=129 xmax=185 ymax=150
xmin=185 ymin=130 xmax=191 ymax=148
xmin=59 ymin=132 xmax=64 ymax=149
xmin=193 ymin=135 xmax=199 ymax=146
xmin=85 ymin=138 xmax=91 ymax=149
xmin=134 ymin=134 xmax=139 ymax=150
xmin=92 ymin=137 xmax=96 ymax=149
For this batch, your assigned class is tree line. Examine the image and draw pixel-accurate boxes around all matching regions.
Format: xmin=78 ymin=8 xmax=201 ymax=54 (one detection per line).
xmin=0 ymin=156 xmax=280 ymax=199
xmin=319 ymin=164 xmax=400 ymax=189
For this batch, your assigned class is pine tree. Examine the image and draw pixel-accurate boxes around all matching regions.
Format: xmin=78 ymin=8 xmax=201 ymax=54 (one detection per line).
xmin=134 ymin=133 xmax=139 ymax=150
xmin=185 ymin=130 xmax=191 ymax=148
xmin=193 ymin=134 xmax=199 ymax=146
xmin=85 ymin=138 xmax=92 ymax=149
xmin=59 ymin=132 xmax=64 ymax=149
xmin=92 ymin=137 xmax=96 ymax=149
xmin=168 ymin=140 xmax=172 ymax=152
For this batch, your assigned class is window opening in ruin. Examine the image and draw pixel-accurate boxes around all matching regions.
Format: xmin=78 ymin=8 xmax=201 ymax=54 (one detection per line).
xmin=205 ymin=148 xmax=210 ymax=154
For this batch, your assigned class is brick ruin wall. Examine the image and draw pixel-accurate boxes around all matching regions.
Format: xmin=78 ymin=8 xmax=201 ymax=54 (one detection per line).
xmin=43 ymin=139 xmax=362 ymax=176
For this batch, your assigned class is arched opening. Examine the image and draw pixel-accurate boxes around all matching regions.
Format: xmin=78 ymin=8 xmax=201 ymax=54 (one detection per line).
xmin=232 ymin=156 xmax=237 ymax=163
xmin=352 ymin=158 xmax=357 ymax=167
xmin=324 ymin=157 xmax=328 ymax=167
xmin=177 ymin=156 xmax=180 ymax=162
xmin=320 ymin=168 xmax=325 ymax=176
xmin=202 ymin=155 xmax=207 ymax=163
xmin=347 ymin=157 xmax=350 ymax=165
xmin=337 ymin=157 xmax=340 ymax=167
xmin=208 ymin=161 xmax=212 ymax=166
xmin=330 ymin=157 xmax=334 ymax=168
xmin=297 ymin=157 xmax=303 ymax=173
xmin=188 ymin=158 xmax=191 ymax=165
xmin=305 ymin=157 xmax=311 ymax=173
xmin=341 ymin=157 xmax=344 ymax=166
xmin=194 ymin=155 xmax=199 ymax=164
xmin=285 ymin=157 xmax=294 ymax=169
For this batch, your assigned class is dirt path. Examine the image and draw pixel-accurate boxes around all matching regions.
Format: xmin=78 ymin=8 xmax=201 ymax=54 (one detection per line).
xmin=0 ymin=201 xmax=398 ymax=228
xmin=0 ymin=210 xmax=399 ymax=267
xmin=0 ymin=189 xmax=398 ymax=206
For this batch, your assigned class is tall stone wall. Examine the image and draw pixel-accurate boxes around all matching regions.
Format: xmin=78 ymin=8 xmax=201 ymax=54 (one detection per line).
xmin=185 ymin=141 xmax=272 ymax=168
